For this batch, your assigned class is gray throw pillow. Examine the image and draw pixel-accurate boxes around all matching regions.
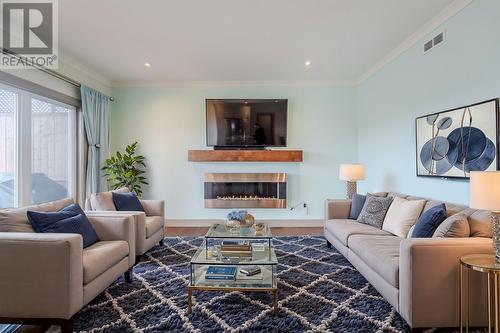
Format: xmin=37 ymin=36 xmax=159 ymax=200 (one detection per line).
xmin=357 ymin=194 xmax=393 ymax=229
xmin=433 ymin=214 xmax=470 ymax=238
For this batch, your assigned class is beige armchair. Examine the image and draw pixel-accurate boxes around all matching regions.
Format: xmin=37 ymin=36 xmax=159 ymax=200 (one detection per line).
xmin=85 ymin=191 xmax=165 ymax=259
xmin=0 ymin=213 xmax=136 ymax=333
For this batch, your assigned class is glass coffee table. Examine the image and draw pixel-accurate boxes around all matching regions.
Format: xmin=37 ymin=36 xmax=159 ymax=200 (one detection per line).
xmin=188 ymin=223 xmax=279 ymax=315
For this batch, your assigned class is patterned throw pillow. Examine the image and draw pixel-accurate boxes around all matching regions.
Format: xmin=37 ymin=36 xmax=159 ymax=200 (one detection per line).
xmin=357 ymin=194 xmax=393 ymax=229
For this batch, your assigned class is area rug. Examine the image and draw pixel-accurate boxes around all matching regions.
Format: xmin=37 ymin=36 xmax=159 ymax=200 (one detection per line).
xmin=70 ymin=236 xmax=470 ymax=333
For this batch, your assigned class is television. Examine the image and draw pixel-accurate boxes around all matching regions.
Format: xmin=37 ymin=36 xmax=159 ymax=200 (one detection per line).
xmin=206 ymin=99 xmax=288 ymax=148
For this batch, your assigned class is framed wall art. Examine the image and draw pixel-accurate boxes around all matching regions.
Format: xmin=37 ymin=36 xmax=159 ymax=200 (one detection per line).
xmin=415 ymin=98 xmax=499 ymax=179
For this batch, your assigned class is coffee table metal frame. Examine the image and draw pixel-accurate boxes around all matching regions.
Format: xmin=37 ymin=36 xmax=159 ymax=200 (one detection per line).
xmin=187 ymin=224 xmax=278 ymax=315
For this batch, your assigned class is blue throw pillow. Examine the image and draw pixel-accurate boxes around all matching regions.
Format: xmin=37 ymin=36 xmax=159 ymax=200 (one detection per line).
xmin=349 ymin=194 xmax=366 ymax=220
xmin=411 ymin=203 xmax=447 ymax=238
xmin=112 ymin=191 xmax=144 ymax=212
xmin=27 ymin=204 xmax=99 ymax=248
xmin=27 ymin=204 xmax=84 ymax=232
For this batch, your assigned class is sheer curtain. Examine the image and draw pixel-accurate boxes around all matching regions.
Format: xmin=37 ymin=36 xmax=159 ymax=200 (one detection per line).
xmin=80 ymin=85 xmax=111 ymax=193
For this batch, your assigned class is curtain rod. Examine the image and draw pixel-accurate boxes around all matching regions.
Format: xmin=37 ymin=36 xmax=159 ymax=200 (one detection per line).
xmin=1 ymin=48 xmax=114 ymax=101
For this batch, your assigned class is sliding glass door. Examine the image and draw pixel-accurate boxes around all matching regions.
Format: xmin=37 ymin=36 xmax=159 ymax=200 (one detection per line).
xmin=0 ymin=86 xmax=18 ymax=208
xmin=0 ymin=83 xmax=77 ymax=208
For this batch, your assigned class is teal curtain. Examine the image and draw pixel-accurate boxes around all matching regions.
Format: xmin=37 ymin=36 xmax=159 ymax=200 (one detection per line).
xmin=81 ymin=85 xmax=111 ymax=193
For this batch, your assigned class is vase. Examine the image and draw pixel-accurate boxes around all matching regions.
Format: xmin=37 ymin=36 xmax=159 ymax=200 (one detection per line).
xmin=492 ymin=213 xmax=500 ymax=262
xmin=240 ymin=213 xmax=255 ymax=227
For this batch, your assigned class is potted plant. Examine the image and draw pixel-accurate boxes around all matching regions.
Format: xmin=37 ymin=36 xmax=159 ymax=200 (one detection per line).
xmin=102 ymin=142 xmax=148 ymax=196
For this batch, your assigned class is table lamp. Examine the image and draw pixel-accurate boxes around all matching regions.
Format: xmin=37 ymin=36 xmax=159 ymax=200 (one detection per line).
xmin=339 ymin=164 xmax=365 ymax=199
xmin=469 ymin=171 xmax=500 ymax=261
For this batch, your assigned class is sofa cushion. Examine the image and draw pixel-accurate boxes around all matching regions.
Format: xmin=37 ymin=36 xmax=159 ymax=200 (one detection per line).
xmin=41 ymin=197 xmax=75 ymax=211
xmin=83 ymin=240 xmax=129 ymax=284
xmin=357 ymin=194 xmax=393 ymax=229
xmin=325 ymin=219 xmax=393 ymax=247
xmin=382 ymin=197 xmax=426 ymax=237
xmin=466 ymin=209 xmax=492 ymax=238
xmin=89 ymin=190 xmax=129 ymax=211
xmin=0 ymin=207 xmax=36 ymax=232
xmin=89 ymin=187 xmax=130 ymax=211
xmin=433 ymin=213 xmax=470 ymax=238
xmin=112 ymin=192 xmax=144 ymax=212
xmin=423 ymin=200 xmax=467 ymax=217
xmin=145 ymin=216 xmax=164 ymax=238
xmin=349 ymin=194 xmax=366 ymax=220
xmin=90 ymin=191 xmax=115 ymax=211
xmin=0 ymin=197 xmax=74 ymax=232
xmin=387 ymin=192 xmax=408 ymax=199
xmin=412 ymin=203 xmax=447 ymax=238
xmin=348 ymin=235 xmax=402 ymax=287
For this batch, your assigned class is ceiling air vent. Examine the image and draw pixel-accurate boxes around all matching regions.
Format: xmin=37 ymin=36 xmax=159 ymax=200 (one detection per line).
xmin=423 ymin=31 xmax=445 ymax=53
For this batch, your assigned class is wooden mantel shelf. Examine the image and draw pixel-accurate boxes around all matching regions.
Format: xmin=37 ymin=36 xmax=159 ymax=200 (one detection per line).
xmin=188 ymin=149 xmax=303 ymax=162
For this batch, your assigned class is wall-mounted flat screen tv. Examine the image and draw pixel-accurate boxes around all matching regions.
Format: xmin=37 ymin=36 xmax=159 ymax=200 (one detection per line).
xmin=206 ymin=99 xmax=288 ymax=148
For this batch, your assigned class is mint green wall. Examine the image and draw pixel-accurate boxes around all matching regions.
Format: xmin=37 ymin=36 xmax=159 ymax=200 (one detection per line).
xmin=356 ymin=0 xmax=500 ymax=205
xmin=110 ymin=85 xmax=356 ymax=220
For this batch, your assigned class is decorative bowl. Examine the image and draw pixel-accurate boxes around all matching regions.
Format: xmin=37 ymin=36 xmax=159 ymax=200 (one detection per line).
xmin=226 ymin=219 xmax=240 ymax=230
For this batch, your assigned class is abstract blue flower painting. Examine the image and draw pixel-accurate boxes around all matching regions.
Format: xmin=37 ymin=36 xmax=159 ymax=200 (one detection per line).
xmin=416 ymin=99 xmax=499 ymax=178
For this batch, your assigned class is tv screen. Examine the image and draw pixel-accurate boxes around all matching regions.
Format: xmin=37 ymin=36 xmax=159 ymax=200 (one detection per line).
xmin=206 ymin=99 xmax=288 ymax=147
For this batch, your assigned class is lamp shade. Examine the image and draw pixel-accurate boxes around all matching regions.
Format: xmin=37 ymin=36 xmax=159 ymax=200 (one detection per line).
xmin=469 ymin=171 xmax=500 ymax=211
xmin=339 ymin=164 xmax=365 ymax=181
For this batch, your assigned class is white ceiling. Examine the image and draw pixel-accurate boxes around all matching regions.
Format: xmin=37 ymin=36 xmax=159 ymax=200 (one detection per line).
xmin=59 ymin=0 xmax=458 ymax=85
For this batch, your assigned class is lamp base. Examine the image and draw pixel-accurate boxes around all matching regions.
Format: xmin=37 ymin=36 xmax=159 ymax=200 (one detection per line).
xmin=346 ymin=181 xmax=357 ymax=200
xmin=492 ymin=213 xmax=500 ymax=262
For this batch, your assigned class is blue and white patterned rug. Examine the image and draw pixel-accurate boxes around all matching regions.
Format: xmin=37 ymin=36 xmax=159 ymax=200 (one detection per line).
xmin=70 ymin=236 xmax=474 ymax=333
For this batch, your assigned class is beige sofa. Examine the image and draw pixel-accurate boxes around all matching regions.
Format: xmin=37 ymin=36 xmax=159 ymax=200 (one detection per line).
xmin=85 ymin=190 xmax=165 ymax=258
xmin=324 ymin=192 xmax=493 ymax=330
xmin=0 ymin=198 xmax=136 ymax=333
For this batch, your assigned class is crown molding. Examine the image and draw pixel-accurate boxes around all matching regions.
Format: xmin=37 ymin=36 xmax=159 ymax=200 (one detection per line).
xmin=356 ymin=0 xmax=473 ymax=85
xmin=111 ymin=79 xmax=355 ymax=88
xmin=58 ymin=51 xmax=112 ymax=93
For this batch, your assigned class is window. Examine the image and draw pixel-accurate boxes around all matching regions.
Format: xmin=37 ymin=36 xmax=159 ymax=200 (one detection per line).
xmin=0 ymin=87 xmax=17 ymax=208
xmin=0 ymin=83 xmax=76 ymax=208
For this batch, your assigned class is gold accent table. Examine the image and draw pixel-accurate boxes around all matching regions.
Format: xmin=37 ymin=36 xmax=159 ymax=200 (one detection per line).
xmin=187 ymin=224 xmax=279 ymax=315
xmin=460 ymin=254 xmax=500 ymax=333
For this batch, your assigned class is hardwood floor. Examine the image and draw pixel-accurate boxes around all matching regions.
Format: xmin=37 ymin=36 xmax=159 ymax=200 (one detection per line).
xmin=166 ymin=226 xmax=323 ymax=236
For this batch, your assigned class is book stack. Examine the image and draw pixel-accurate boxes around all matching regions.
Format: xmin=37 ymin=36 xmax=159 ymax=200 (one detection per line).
xmin=220 ymin=240 xmax=252 ymax=257
xmin=205 ymin=266 xmax=237 ymax=280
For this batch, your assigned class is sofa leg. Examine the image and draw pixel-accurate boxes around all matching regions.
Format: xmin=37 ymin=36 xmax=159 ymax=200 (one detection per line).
xmin=124 ymin=268 xmax=133 ymax=283
xmin=326 ymin=240 xmax=332 ymax=248
xmin=60 ymin=318 xmax=74 ymax=333
xmin=159 ymin=238 xmax=165 ymax=246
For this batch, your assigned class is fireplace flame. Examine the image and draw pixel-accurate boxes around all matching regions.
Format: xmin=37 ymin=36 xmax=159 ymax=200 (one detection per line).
xmin=216 ymin=195 xmax=277 ymax=200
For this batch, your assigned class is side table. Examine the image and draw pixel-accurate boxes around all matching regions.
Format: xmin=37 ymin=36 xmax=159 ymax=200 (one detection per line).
xmin=460 ymin=254 xmax=500 ymax=333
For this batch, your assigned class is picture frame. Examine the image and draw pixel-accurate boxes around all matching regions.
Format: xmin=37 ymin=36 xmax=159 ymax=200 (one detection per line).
xmin=415 ymin=98 xmax=499 ymax=179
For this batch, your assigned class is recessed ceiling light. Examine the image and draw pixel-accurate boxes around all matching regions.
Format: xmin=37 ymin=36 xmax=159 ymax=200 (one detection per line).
xmin=144 ymin=62 xmax=151 ymax=67
xmin=305 ymin=60 xmax=311 ymax=67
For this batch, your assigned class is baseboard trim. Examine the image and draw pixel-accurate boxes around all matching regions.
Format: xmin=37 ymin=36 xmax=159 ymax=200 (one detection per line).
xmin=165 ymin=219 xmax=323 ymax=227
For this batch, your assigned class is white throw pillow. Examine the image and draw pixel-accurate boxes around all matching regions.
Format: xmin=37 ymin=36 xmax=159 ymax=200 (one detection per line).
xmin=382 ymin=197 xmax=426 ymax=238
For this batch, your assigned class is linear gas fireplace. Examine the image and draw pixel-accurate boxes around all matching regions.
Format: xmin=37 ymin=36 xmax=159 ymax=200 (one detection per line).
xmin=204 ymin=173 xmax=287 ymax=209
